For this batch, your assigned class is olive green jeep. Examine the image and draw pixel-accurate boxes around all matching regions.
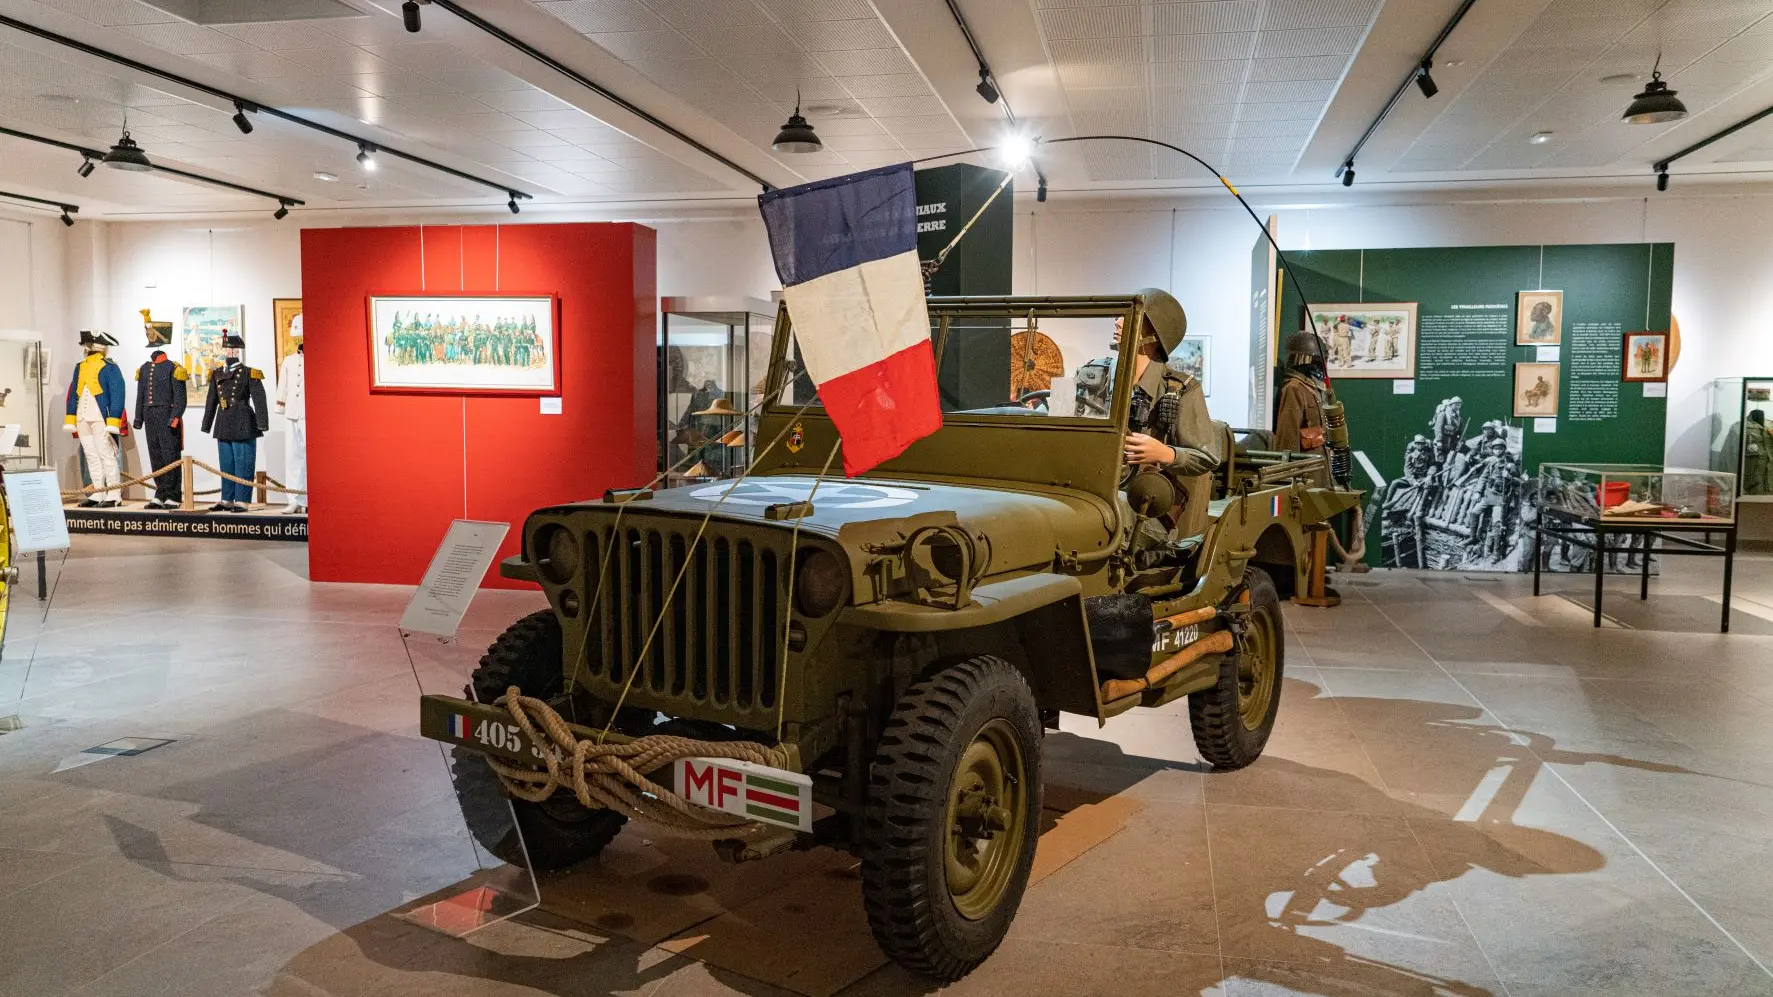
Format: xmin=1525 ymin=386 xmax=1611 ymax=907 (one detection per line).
xmin=422 ymin=291 xmax=1360 ymax=980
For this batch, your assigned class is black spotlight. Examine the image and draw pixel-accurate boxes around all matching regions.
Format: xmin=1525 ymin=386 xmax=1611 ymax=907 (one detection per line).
xmin=59 ymin=209 xmax=73 ymax=227
xmin=1415 ymin=60 xmax=1439 ymax=99
xmin=508 ymin=194 xmax=520 ymax=214
xmin=403 ymin=0 xmax=422 ymax=32
xmin=1341 ymin=163 xmax=1355 ymax=187
xmin=231 ymin=100 xmax=253 ymax=134
xmin=76 ymin=156 xmax=95 ymax=178
xmin=975 ymin=66 xmax=999 ymax=105
xmin=1656 ymin=168 xmax=1670 ymax=192
xmin=274 ymin=201 xmax=290 ymax=220
xmin=1036 ymin=177 xmax=1047 ymax=203
xmin=357 ymin=143 xmax=377 ymax=171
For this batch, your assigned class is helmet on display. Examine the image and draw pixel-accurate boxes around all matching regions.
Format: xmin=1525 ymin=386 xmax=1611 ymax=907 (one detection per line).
xmin=1283 ymin=330 xmax=1326 ymax=367
xmin=1132 ymin=288 xmax=1187 ymax=361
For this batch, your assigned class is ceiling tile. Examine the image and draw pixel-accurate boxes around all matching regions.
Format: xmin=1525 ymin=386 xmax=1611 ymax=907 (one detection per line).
xmin=834 ymin=74 xmax=930 ymax=98
xmin=785 ymin=18 xmax=896 ymax=51
xmin=1148 ymin=58 xmax=1246 ymax=87
xmin=211 ymin=19 xmax=345 ymax=50
xmin=753 ymin=0 xmax=878 ymax=21
xmin=1153 ymin=32 xmax=1255 ymax=61
xmin=812 ymin=48 xmax=915 ymax=76
xmin=1260 ymin=0 xmax=1378 ymax=31
xmin=1248 ymin=54 xmax=1354 ymax=81
xmin=1236 ymin=99 xmax=1324 ymax=121
xmin=643 ymin=0 xmax=772 ymax=26
xmin=1241 ymin=78 xmax=1335 ymax=103
xmin=1253 ymin=26 xmax=1364 ymax=59
xmin=112 ymin=21 xmax=257 ymax=55
xmin=1039 ymin=6 xmax=1144 ymax=40
xmin=1059 ymin=62 xmax=1148 ymax=89
xmin=1047 ymin=36 xmax=1145 ymax=63
xmin=425 ymin=69 xmax=535 ymax=92
xmin=535 ymin=0 xmax=669 ymax=33
xmin=678 ymin=22 xmax=798 ymax=54
xmin=1152 ymin=1 xmax=1259 ymax=34
xmin=855 ymin=95 xmax=950 ymax=117
xmin=277 ymin=47 xmax=403 ymax=76
xmin=345 ymin=72 xmax=457 ymax=98
xmin=471 ymin=89 xmax=574 ymax=113
xmin=819 ymin=132 xmax=906 ymax=152
xmin=587 ymin=30 xmax=687 ymax=61
xmin=28 ymin=0 xmax=178 ymax=26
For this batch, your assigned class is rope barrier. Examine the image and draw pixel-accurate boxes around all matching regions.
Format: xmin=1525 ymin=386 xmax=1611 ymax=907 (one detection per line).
xmin=59 ymin=455 xmax=306 ymax=501
xmin=488 ymin=686 xmax=789 ymax=838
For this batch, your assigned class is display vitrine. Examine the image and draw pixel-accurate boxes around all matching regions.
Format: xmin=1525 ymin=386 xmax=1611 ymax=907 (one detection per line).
xmin=1540 ymin=462 xmax=1736 ymax=524
xmin=658 ymin=297 xmax=775 ymax=484
xmin=1708 ymin=376 xmax=1773 ymax=499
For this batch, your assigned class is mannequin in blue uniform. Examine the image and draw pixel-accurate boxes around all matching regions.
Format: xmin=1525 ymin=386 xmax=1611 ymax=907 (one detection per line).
xmin=201 ymin=333 xmax=269 ymax=512
xmin=64 ymin=331 xmax=126 ymax=507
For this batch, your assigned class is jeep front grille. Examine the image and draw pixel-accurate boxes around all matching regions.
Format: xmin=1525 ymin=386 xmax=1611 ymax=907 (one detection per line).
xmin=576 ymin=523 xmax=785 ymax=717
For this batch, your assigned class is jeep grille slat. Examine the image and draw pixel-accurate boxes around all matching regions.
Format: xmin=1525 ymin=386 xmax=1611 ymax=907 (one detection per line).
xmin=566 ymin=519 xmax=795 ymax=722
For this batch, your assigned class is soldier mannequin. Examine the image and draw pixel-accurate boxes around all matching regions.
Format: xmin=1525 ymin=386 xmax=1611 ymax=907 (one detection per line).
xmin=1273 ymin=332 xmax=1328 ymax=455
xmin=63 ymin=331 xmax=126 ymax=508
xmin=276 ymin=344 xmax=307 ymax=514
xmin=1077 ymin=292 xmax=1223 ymax=540
xmin=134 ymin=348 xmax=187 ymax=509
xmin=201 ymin=333 xmax=269 ymax=512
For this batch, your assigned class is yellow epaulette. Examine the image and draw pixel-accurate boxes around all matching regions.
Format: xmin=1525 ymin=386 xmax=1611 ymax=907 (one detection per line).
xmin=133 ymin=367 xmax=140 ymax=381
xmin=173 ymin=365 xmax=188 ymax=381
xmin=250 ymin=368 xmax=264 ymax=380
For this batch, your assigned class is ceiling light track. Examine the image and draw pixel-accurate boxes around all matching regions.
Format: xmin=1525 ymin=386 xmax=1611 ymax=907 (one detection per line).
xmin=0 ymin=13 xmax=526 ymax=206
xmin=1651 ymin=102 xmax=1773 ymax=192
xmin=1333 ymin=0 xmax=1479 ymax=186
xmin=0 ymin=123 xmax=303 ymax=208
xmin=415 ymin=0 xmax=773 ymax=191
xmin=0 ymin=187 xmax=77 ymax=225
xmin=936 ymin=0 xmax=1049 ymax=200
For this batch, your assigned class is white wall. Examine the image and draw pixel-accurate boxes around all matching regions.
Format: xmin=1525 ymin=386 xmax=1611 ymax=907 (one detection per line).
xmin=67 ymin=187 xmax=1773 ymax=483
xmin=0 ymin=210 xmax=69 ymax=477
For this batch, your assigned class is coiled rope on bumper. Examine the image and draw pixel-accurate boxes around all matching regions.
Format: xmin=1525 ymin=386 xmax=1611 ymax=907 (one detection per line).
xmin=484 ymin=686 xmax=794 ymax=839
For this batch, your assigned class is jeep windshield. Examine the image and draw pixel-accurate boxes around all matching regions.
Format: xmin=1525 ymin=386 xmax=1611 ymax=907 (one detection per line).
xmin=755 ymin=295 xmax=1163 ymax=503
xmin=768 ymin=300 xmax=1139 ymax=424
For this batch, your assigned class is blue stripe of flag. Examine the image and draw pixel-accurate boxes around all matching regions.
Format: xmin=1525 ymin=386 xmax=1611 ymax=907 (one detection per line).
xmin=758 ymin=162 xmax=917 ymax=287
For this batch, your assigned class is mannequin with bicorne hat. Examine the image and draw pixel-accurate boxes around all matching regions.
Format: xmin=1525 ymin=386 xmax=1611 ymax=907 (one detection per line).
xmin=201 ymin=331 xmax=269 ymax=513
xmin=64 ymin=330 xmax=126 ymax=507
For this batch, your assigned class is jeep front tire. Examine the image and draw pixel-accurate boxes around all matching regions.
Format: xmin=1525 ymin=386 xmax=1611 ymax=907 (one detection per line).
xmin=859 ymin=655 xmax=1042 ymax=980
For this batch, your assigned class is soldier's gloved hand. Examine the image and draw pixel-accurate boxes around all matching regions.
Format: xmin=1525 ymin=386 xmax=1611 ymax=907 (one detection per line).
xmin=1123 ymin=433 xmax=1175 ymax=467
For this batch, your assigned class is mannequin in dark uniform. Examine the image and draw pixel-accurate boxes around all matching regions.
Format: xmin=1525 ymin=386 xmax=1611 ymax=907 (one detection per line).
xmin=134 ymin=349 xmax=187 ymax=509
xmin=201 ymin=333 xmax=269 ymax=512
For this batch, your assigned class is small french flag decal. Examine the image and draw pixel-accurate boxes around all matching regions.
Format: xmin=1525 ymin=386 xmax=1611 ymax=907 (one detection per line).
xmin=1271 ymin=494 xmax=1283 ymax=517
xmin=449 ymin=715 xmax=471 ymax=739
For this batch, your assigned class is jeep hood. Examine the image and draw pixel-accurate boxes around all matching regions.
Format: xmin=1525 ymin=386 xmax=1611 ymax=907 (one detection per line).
xmin=607 ymin=474 xmax=1117 ymax=576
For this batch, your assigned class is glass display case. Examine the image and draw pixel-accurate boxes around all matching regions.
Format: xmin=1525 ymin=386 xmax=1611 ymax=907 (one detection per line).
xmin=658 ymin=297 xmax=775 ymax=485
xmin=1707 ymin=375 xmax=1773 ymax=499
xmin=1540 ymin=463 xmax=1736 ymax=524
xmin=0 ymin=338 xmax=48 ymax=469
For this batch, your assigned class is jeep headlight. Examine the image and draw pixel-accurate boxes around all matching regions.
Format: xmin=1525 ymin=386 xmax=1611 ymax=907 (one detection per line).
xmin=535 ymin=524 xmax=578 ymax=585
xmin=794 ymin=549 xmax=847 ymax=618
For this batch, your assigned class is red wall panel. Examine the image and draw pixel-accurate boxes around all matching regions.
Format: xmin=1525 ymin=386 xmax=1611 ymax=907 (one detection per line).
xmin=301 ymin=222 xmax=657 ymax=588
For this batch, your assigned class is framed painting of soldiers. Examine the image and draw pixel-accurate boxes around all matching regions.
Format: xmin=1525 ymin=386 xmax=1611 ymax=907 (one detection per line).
xmin=1515 ymin=290 xmax=1563 ymax=346
xmin=1308 ymin=302 xmax=1417 ymax=379
xmin=1513 ymin=362 xmax=1560 ymax=417
xmin=367 ymin=293 xmax=560 ymax=395
xmin=1622 ymin=331 xmax=1669 ymax=382
xmin=273 ymin=298 xmax=303 ymax=383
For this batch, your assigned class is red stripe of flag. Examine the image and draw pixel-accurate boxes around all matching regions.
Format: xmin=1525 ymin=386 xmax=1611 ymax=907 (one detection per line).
xmin=816 ymin=339 xmax=942 ymax=476
xmin=745 ymin=787 xmax=801 ymax=811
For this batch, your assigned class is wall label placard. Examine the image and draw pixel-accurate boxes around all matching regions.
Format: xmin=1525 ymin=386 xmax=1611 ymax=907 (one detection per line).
xmin=4 ymin=470 xmax=69 ymax=552
xmin=399 ymin=520 xmax=510 ymax=638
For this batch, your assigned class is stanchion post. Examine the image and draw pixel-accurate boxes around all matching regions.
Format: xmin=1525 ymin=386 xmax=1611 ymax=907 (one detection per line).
xmin=180 ymin=458 xmax=195 ymax=512
xmin=36 ymin=550 xmax=45 ymax=601
xmin=255 ymin=470 xmax=266 ymax=505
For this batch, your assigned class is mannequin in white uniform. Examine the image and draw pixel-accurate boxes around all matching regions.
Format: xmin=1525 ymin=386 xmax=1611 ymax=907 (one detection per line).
xmin=277 ymin=343 xmax=306 ymax=514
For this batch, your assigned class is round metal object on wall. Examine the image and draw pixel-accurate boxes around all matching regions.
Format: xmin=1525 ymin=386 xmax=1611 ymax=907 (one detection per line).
xmin=1007 ymin=330 xmax=1064 ymax=398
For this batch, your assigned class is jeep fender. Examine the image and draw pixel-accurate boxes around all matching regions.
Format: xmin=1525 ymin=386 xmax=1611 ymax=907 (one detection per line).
xmin=839 ymin=573 xmax=1102 ymax=717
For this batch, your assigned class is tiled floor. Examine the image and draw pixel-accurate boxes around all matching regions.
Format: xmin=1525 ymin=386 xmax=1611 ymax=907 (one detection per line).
xmin=2 ymin=536 xmax=1773 ymax=996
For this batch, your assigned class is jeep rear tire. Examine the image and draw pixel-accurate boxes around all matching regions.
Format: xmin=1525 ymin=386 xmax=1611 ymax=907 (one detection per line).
xmin=1188 ymin=566 xmax=1285 ymax=769
xmin=449 ymin=609 xmax=625 ymax=870
xmin=860 ymin=655 xmax=1042 ymax=981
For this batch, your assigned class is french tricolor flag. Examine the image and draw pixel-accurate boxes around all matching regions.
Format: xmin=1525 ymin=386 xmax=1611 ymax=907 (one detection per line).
xmin=759 ymin=163 xmax=941 ymax=476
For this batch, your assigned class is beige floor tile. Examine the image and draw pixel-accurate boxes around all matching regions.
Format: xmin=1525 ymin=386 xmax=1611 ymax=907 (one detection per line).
xmin=840 ymin=936 xmax=1226 ymax=997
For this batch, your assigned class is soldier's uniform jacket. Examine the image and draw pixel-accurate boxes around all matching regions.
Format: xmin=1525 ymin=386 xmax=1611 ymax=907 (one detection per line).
xmin=1272 ymin=370 xmax=1326 ymax=455
xmin=201 ymin=362 xmax=269 ymax=441
xmin=1129 ymin=359 xmax=1223 ymax=538
xmin=133 ymin=354 xmax=187 ymax=428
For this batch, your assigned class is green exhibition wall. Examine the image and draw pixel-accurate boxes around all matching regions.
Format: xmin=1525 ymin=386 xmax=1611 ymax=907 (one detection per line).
xmin=1277 ymin=243 xmax=1674 ymax=570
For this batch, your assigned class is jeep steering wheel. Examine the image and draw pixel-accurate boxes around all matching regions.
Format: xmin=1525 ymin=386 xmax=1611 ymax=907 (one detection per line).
xmin=1015 ymin=389 xmax=1051 ymax=409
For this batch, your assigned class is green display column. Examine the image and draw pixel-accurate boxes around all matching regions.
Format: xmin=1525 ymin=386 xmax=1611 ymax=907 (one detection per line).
xmin=916 ymin=163 xmax=1012 ymax=409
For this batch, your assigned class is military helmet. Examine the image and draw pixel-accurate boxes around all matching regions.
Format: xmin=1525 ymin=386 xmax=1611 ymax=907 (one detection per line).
xmin=1283 ymin=330 xmax=1326 ymax=366
xmin=1132 ymin=288 xmax=1186 ymax=361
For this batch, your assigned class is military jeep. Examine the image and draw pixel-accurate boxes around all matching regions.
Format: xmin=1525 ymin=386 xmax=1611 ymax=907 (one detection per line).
xmin=422 ymin=291 xmax=1360 ymax=980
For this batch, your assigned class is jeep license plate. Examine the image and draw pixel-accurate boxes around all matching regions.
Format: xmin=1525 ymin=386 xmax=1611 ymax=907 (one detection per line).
xmin=675 ymin=757 xmax=813 ymax=832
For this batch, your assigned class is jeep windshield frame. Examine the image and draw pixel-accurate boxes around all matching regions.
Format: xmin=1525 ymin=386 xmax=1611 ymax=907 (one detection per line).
xmin=756 ymin=294 xmax=1153 ymax=505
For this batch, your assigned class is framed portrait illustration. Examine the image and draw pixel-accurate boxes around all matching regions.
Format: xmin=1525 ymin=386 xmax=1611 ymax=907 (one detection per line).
xmin=1513 ymin=362 xmax=1560 ymax=418
xmin=1166 ymin=336 xmax=1211 ymax=396
xmin=273 ymin=298 xmax=303 ymax=382
xmin=1622 ymin=331 xmax=1669 ymax=382
xmin=1309 ymin=303 xmax=1417 ymax=379
xmin=181 ymin=304 xmax=243 ymax=404
xmin=1516 ymin=290 xmax=1563 ymax=346
xmin=368 ymin=293 xmax=559 ymax=395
